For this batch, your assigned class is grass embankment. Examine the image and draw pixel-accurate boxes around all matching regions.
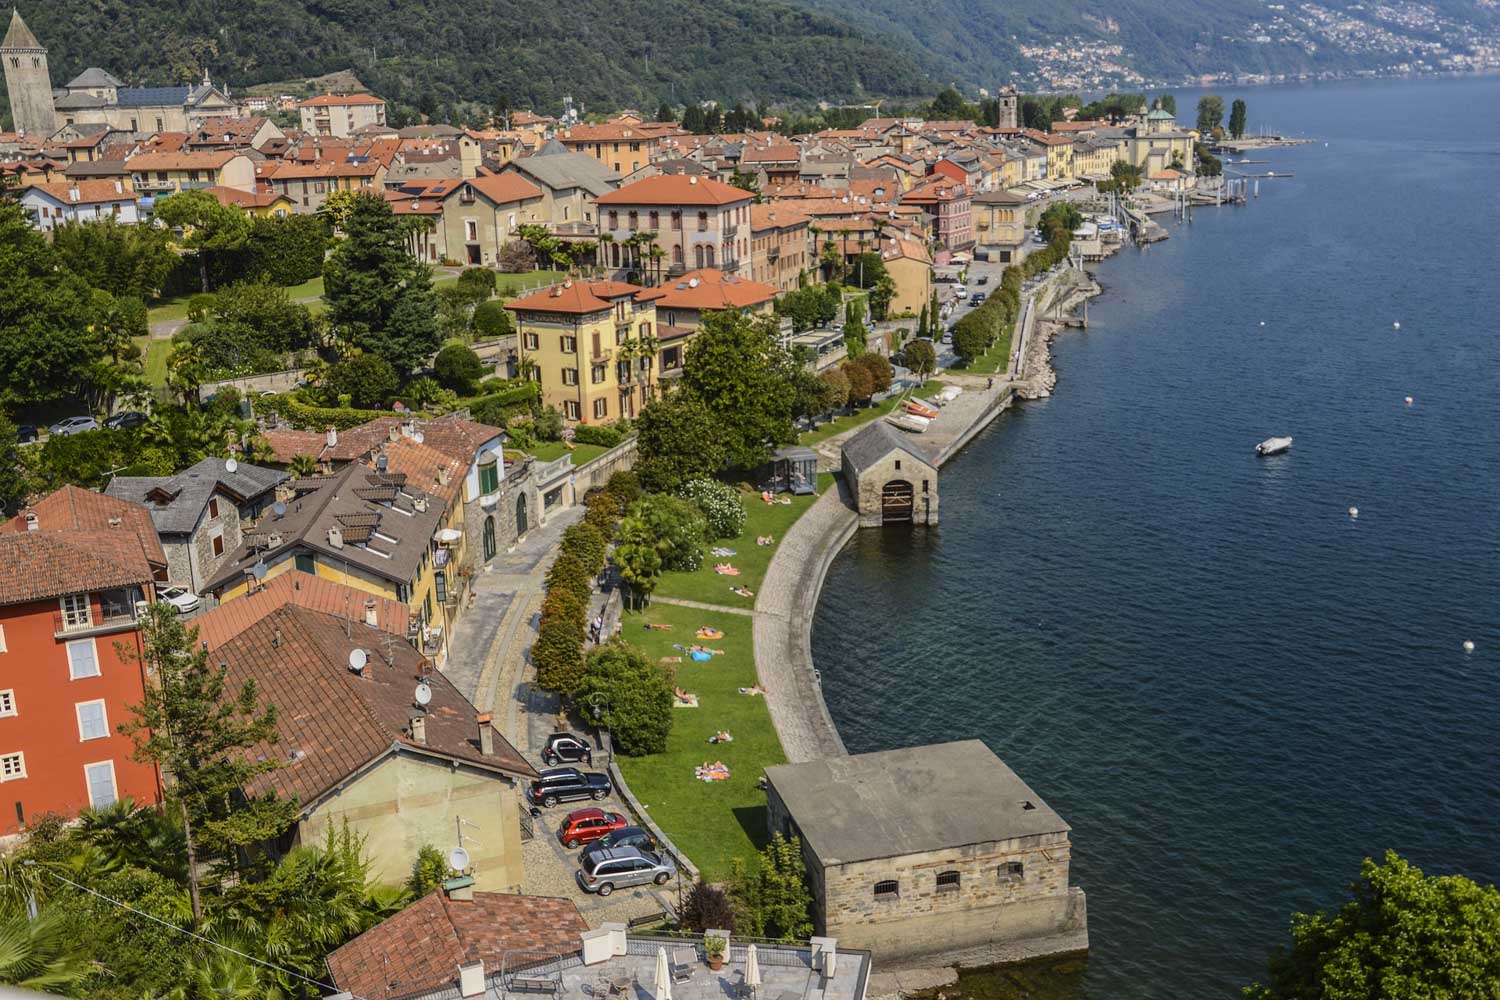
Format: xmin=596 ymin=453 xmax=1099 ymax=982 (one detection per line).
xmin=616 ymin=601 xmax=781 ymax=881
xmin=799 ymin=378 xmax=945 ymax=447
xmin=961 ymin=322 xmax=1016 ymax=376
xmin=131 ymin=336 xmax=173 ymax=387
xmin=652 ymin=478 xmax=830 ymax=612
xmin=614 ymin=480 xmax=831 ymax=877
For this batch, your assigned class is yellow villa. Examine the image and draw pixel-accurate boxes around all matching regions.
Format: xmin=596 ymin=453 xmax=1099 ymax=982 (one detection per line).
xmin=507 ymin=279 xmax=661 ymax=424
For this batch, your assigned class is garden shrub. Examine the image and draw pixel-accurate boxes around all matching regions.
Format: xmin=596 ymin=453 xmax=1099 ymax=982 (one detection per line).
xmin=533 ymin=616 xmax=587 ymax=695
xmin=677 ymin=477 xmax=745 ymax=540
xmin=636 ymin=494 xmax=706 ymax=572
xmin=560 ymin=522 xmax=608 ymax=574
xmin=573 ymin=423 xmax=623 ymax=448
xmin=575 ymin=643 xmax=674 ymax=755
xmin=545 ymin=552 xmax=593 ymax=606
xmin=605 ymin=471 xmax=642 ymax=508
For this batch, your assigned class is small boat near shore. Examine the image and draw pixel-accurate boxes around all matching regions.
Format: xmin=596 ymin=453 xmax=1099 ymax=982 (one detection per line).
xmin=902 ymin=399 xmax=940 ymax=420
xmin=1256 ymin=436 xmax=1293 ymax=456
xmin=888 ymin=411 xmax=931 ymax=433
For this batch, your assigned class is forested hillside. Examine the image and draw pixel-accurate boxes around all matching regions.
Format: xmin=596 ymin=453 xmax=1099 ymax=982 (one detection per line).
xmin=3 ymin=0 xmax=938 ymax=121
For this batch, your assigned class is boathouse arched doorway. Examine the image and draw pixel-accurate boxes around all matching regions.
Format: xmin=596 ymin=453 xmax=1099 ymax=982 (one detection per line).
xmin=482 ymin=516 xmax=496 ymax=560
xmin=516 ymin=493 xmax=529 ymax=538
xmin=881 ymin=481 xmax=914 ymax=522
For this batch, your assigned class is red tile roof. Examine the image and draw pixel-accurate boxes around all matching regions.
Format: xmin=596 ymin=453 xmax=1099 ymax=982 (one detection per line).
xmin=596 ymin=174 xmax=753 ymax=207
xmin=750 ymin=204 xmax=812 ymax=231
xmin=203 ymin=185 xmax=290 ymax=209
xmin=126 ymin=149 xmax=243 ymax=170
xmin=326 ymin=890 xmax=588 ymax=1000
xmin=373 ymin=439 xmax=464 ymax=506
xmin=653 ymin=268 xmax=777 ymax=311
xmin=193 ymin=571 xmax=407 ymax=649
xmin=217 ymin=606 xmax=534 ymax=807
xmin=0 ymin=486 xmax=166 ymax=605
xmin=507 ymin=279 xmax=657 ymax=316
xmin=447 ymin=173 xmax=543 ymax=205
xmin=299 ymin=93 xmax=386 ymax=108
xmin=20 ymin=178 xmax=133 ymax=206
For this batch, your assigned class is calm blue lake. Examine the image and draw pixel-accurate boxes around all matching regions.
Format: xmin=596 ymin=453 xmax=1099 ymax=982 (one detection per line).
xmin=812 ymin=75 xmax=1500 ymax=997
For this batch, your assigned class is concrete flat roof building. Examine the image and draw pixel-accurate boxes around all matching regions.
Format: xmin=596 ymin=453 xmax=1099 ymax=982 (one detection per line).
xmin=765 ymin=741 xmax=1087 ymax=966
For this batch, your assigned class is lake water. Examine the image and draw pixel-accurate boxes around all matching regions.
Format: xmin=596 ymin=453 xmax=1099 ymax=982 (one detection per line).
xmin=811 ymin=76 xmax=1500 ymax=997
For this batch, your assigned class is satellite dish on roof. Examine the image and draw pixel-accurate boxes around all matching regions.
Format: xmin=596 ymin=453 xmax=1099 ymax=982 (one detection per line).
xmin=272 ymin=501 xmax=288 ymax=517
xmin=348 ymin=648 xmax=368 ymax=674
xmin=449 ymin=846 xmax=471 ymax=872
xmin=225 ymin=458 xmax=238 ymax=474
xmin=412 ymin=431 xmax=425 ymax=444
xmin=414 ymin=682 xmax=432 ymax=707
xmin=251 ymin=560 xmax=268 ymax=580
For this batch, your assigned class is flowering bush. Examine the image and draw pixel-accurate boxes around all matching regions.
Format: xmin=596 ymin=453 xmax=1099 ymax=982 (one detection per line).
xmin=677 ymin=477 xmax=745 ymax=540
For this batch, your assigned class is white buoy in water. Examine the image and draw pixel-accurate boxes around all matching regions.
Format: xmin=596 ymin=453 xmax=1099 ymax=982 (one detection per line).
xmin=1259 ymin=320 xmax=1266 ymax=327
xmin=1393 ymin=321 xmax=1401 ymax=330
xmin=1463 ymin=640 xmax=1475 ymax=654
xmin=1348 ymin=506 xmax=1359 ymax=519
xmin=1405 ymin=396 xmax=1414 ymax=406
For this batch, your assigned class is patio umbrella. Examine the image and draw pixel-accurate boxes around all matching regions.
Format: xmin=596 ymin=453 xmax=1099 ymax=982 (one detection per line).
xmin=744 ymin=944 xmax=761 ymax=997
xmin=654 ymin=946 xmax=672 ymax=1000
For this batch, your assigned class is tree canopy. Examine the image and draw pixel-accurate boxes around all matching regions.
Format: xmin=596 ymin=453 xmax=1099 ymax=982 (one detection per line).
xmin=680 ymin=311 xmax=795 ymax=472
xmin=1245 ymin=851 xmax=1500 ymax=1000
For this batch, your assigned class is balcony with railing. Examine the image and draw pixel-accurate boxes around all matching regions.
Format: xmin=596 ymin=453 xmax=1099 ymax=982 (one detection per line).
xmin=723 ymin=223 xmax=740 ymax=238
xmin=53 ymin=588 xmax=145 ymax=639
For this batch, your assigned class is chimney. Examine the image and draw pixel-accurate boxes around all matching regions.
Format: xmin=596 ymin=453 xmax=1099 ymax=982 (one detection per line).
xmin=23 ymin=511 xmax=38 ymax=531
xmin=388 ymin=425 xmax=400 ymax=442
xmin=272 ymin=626 xmax=282 ymax=648
xmin=114 ymin=178 xmax=123 ymax=194
xmin=327 ymin=527 xmax=344 ymax=548
xmin=364 ymin=599 xmax=378 ymax=628
xmin=458 ymin=961 xmax=485 ymax=998
xmin=437 ymin=465 xmax=451 ymax=486
xmin=477 ymin=714 xmax=494 ymax=756
xmin=409 ymin=714 xmax=426 ymax=744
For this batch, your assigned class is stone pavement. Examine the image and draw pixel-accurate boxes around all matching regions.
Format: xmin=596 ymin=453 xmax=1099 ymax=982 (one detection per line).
xmin=650 ymin=596 xmax=754 ymax=617
xmin=751 ymin=479 xmax=856 ymax=764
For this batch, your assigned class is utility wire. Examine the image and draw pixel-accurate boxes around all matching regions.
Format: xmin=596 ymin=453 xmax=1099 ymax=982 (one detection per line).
xmin=45 ymin=871 xmax=367 ymax=1000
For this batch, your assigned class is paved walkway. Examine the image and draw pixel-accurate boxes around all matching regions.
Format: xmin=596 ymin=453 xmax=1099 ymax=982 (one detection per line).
xmin=651 ymin=596 xmax=754 ymax=617
xmin=751 ymin=479 xmax=857 ymax=764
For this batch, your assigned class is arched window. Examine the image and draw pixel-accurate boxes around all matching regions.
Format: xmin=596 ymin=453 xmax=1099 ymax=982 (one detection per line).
xmin=705 ymin=244 xmax=715 ymax=268
xmin=482 ymin=516 xmax=496 ymax=561
xmin=672 ymin=245 xmax=683 ymax=265
xmin=873 ymin=880 xmax=899 ymax=900
xmin=694 ymin=245 xmax=704 ymax=269
xmin=936 ymin=870 xmax=961 ymax=892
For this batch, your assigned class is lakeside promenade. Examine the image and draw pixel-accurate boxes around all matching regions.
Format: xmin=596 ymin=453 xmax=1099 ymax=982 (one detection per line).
xmin=752 ymin=269 xmax=1091 ymax=760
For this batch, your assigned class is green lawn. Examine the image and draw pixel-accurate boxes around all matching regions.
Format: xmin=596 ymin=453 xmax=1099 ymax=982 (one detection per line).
xmin=282 ymin=275 xmax=325 ymax=300
xmin=799 ymin=378 xmax=945 ymax=447
xmin=616 ymin=601 xmax=784 ymax=880
xmin=653 ymin=478 xmax=831 ymax=611
xmin=524 ymin=441 xmax=609 ymax=465
xmin=145 ymin=294 xmax=195 ymax=324
xmin=495 ymin=270 xmax=565 ymax=297
xmin=132 ymin=336 xmax=173 ymax=388
xmin=960 ymin=323 xmax=1016 ymax=376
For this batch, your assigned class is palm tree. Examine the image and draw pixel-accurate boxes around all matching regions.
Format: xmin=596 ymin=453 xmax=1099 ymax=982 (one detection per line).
xmin=0 ymin=904 xmax=91 ymax=993
xmin=597 ymin=232 xmax=615 ymax=275
xmin=288 ymin=454 xmax=319 ymax=477
xmin=648 ymin=244 xmax=666 ymax=286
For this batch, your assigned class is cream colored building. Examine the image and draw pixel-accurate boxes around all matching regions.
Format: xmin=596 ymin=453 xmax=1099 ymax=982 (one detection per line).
xmin=508 ymin=279 xmax=661 ymax=423
xmin=299 ymin=93 xmax=388 ymax=137
xmin=436 ymin=174 xmax=547 ymax=267
xmin=204 ymin=602 xmax=536 ymax=892
xmin=127 ymin=150 xmax=257 ymax=198
xmin=879 ymin=237 xmax=934 ymax=319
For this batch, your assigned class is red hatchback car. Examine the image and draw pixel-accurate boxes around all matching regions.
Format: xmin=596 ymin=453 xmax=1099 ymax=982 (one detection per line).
xmin=558 ymin=808 xmax=627 ymax=849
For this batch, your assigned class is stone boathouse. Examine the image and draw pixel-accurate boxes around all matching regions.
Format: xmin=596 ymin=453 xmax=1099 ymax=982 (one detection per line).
xmin=764 ymin=741 xmax=1088 ymax=967
xmin=840 ymin=421 xmax=938 ymax=527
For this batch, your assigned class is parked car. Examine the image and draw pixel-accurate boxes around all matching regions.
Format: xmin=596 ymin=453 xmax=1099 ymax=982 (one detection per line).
xmin=557 ymin=808 xmax=627 ymax=849
xmin=156 ymin=586 xmax=201 ymax=615
xmin=976 ymin=276 xmax=990 ymax=286
xmin=970 ymin=294 xmax=987 ymax=307
xmin=581 ymin=826 xmax=657 ymax=867
xmin=48 ymin=416 xmax=99 ymax=436
xmin=530 ymin=767 xmax=611 ymax=808
xmin=541 ymin=732 xmax=594 ymax=766
xmin=576 ymin=847 xmax=675 ymax=896
xmin=103 ymin=410 xmax=148 ymax=430
xmin=14 ymin=424 xmax=38 ymax=444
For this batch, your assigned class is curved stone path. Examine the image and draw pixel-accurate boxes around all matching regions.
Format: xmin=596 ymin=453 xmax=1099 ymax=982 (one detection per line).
xmin=751 ymin=479 xmax=857 ymax=763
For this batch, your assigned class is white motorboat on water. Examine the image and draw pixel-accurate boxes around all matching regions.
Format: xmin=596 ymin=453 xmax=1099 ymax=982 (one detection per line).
xmin=1255 ymin=436 xmax=1293 ymax=456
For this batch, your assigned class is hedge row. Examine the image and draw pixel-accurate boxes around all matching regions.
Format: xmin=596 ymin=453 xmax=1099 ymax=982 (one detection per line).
xmin=572 ymin=423 xmax=623 ymax=448
xmin=251 ymin=392 xmax=391 ymax=430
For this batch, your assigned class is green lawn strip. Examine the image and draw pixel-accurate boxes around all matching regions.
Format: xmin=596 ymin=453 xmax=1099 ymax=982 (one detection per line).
xmin=960 ymin=324 xmax=1016 ymax=376
xmin=524 ymin=441 xmax=609 ymax=465
xmin=495 ymin=270 xmax=565 ymax=297
xmin=281 ymin=275 xmax=325 ymax=300
xmin=132 ymin=336 xmax=173 ymax=388
xmin=652 ymin=476 xmax=832 ymax=611
xmin=145 ymin=294 xmax=193 ymax=324
xmin=799 ymin=378 xmax=945 ymax=447
xmin=615 ymin=602 xmax=783 ymax=880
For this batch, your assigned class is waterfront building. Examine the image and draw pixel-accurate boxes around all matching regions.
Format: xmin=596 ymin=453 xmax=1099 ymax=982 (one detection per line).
xmin=899 ymin=177 xmax=973 ymax=251
xmin=972 ymin=190 xmax=1029 ymax=263
xmin=764 ymin=740 xmax=1088 ymax=965
xmin=840 ymin=421 xmax=939 ymax=527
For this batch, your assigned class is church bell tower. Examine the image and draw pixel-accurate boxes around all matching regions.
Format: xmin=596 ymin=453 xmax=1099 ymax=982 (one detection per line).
xmin=2 ymin=9 xmax=55 ymax=137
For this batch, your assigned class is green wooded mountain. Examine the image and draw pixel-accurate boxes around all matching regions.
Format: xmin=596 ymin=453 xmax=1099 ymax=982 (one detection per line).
xmin=5 ymin=0 xmax=1498 ymax=120
xmin=6 ymin=0 xmax=940 ymax=118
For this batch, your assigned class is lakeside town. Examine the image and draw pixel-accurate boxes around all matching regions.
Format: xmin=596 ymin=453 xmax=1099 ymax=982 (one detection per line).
xmin=2 ymin=7 xmax=1497 ymax=1000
